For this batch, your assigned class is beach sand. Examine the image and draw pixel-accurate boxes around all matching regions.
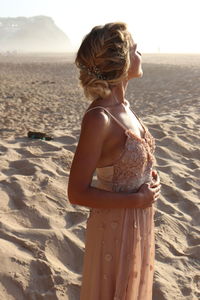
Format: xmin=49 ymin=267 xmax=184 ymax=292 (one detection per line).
xmin=0 ymin=53 xmax=199 ymax=299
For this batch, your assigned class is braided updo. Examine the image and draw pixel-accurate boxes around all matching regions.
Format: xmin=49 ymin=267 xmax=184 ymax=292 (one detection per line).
xmin=75 ymin=22 xmax=132 ymax=100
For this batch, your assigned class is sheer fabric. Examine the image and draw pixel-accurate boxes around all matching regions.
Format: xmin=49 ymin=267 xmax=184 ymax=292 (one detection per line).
xmin=80 ymin=107 xmax=156 ymax=300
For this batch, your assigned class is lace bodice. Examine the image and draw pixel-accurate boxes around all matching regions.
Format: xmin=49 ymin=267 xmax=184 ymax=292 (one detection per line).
xmin=96 ymin=126 xmax=156 ymax=193
xmin=86 ymin=105 xmax=156 ymax=193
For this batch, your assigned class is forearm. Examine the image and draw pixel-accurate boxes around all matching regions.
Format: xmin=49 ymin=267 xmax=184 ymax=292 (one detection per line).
xmin=68 ymin=185 xmax=143 ymax=209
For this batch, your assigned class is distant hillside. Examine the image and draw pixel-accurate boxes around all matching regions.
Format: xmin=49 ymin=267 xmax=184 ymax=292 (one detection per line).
xmin=0 ymin=16 xmax=71 ymax=53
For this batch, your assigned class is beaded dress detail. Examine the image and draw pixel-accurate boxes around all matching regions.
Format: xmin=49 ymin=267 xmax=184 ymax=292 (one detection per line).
xmin=80 ymin=106 xmax=156 ymax=300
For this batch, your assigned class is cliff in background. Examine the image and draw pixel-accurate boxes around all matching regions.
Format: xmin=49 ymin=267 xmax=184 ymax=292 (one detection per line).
xmin=0 ymin=16 xmax=71 ymax=53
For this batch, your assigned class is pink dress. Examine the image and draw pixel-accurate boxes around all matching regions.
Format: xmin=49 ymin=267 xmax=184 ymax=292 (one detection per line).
xmin=80 ymin=106 xmax=156 ymax=300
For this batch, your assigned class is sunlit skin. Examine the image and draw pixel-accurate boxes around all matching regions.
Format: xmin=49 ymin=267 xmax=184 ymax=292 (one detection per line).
xmin=68 ymin=37 xmax=161 ymax=209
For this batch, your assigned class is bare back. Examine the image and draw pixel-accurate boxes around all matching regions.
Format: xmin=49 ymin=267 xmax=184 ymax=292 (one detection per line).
xmin=84 ymin=99 xmax=146 ymax=168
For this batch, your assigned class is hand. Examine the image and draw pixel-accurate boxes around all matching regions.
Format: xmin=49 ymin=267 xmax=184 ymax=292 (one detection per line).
xmin=137 ymin=177 xmax=161 ymax=209
xmin=150 ymin=169 xmax=160 ymax=187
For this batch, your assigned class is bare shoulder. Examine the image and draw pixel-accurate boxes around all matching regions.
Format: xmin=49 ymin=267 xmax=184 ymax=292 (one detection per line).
xmin=68 ymin=106 xmax=110 ymax=191
xmin=81 ymin=107 xmax=110 ymax=134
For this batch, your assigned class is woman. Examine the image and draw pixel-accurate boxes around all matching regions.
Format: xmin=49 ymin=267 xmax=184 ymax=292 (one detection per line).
xmin=68 ymin=22 xmax=161 ymax=300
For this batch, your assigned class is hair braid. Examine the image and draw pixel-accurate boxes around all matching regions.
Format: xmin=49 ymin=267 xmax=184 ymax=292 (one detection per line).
xmin=75 ymin=22 xmax=132 ymax=100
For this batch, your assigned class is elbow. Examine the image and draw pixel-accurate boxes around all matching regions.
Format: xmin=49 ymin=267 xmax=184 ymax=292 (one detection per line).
xmin=67 ymin=183 xmax=85 ymax=205
xmin=67 ymin=185 xmax=77 ymax=205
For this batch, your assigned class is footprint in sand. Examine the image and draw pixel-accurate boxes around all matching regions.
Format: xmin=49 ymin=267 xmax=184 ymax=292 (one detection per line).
xmin=55 ymin=135 xmax=77 ymax=144
xmin=15 ymin=148 xmax=39 ymax=158
xmin=185 ymin=245 xmax=200 ymax=260
xmin=148 ymin=127 xmax=167 ymax=139
xmin=0 ymin=145 xmax=8 ymax=154
xmin=171 ymin=173 xmax=193 ymax=191
xmin=0 ymin=179 xmax=27 ymax=209
xmin=28 ymin=259 xmax=58 ymax=299
xmin=45 ymin=233 xmax=84 ymax=274
xmin=9 ymin=159 xmax=38 ymax=176
xmin=71 ymin=226 xmax=87 ymax=243
xmin=65 ymin=211 xmax=88 ymax=228
xmin=67 ymin=283 xmax=80 ymax=300
xmin=54 ymin=135 xmax=77 ymax=152
xmin=193 ymin=274 xmax=200 ymax=291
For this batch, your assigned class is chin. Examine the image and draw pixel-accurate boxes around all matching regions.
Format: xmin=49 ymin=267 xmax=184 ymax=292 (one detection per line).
xmin=134 ymin=70 xmax=143 ymax=78
xmin=138 ymin=70 xmax=143 ymax=77
xmin=128 ymin=68 xmax=143 ymax=80
xmin=136 ymin=67 xmax=143 ymax=77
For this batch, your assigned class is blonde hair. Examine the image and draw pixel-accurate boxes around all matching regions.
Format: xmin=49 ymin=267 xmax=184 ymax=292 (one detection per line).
xmin=75 ymin=22 xmax=132 ymax=100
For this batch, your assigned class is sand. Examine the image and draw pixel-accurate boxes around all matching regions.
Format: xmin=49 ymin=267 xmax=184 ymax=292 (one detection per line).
xmin=0 ymin=53 xmax=199 ymax=300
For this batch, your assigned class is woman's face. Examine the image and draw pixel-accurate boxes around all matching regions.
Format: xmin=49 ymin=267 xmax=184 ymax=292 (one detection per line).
xmin=127 ymin=41 xmax=143 ymax=79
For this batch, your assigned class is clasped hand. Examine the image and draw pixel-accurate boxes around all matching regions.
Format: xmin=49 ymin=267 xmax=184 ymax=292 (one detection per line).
xmin=138 ymin=169 xmax=161 ymax=208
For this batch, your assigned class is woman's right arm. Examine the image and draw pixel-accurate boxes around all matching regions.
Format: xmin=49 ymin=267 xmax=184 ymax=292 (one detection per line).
xmin=67 ymin=109 xmax=160 ymax=209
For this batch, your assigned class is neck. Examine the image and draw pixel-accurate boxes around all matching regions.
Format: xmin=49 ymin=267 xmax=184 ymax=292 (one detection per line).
xmin=112 ymin=80 xmax=128 ymax=105
xmin=95 ymin=80 xmax=129 ymax=108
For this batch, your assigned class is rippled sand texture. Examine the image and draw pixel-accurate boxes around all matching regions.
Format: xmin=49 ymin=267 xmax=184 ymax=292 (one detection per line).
xmin=0 ymin=53 xmax=200 ymax=300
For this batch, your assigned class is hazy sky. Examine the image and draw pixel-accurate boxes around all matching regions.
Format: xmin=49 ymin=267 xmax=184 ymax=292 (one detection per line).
xmin=1 ymin=0 xmax=200 ymax=53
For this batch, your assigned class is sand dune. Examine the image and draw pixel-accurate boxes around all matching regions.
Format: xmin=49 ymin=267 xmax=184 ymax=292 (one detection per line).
xmin=0 ymin=54 xmax=200 ymax=299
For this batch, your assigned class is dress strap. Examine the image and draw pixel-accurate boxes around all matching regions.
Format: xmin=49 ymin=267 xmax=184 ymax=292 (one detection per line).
xmin=84 ymin=106 xmax=128 ymax=131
